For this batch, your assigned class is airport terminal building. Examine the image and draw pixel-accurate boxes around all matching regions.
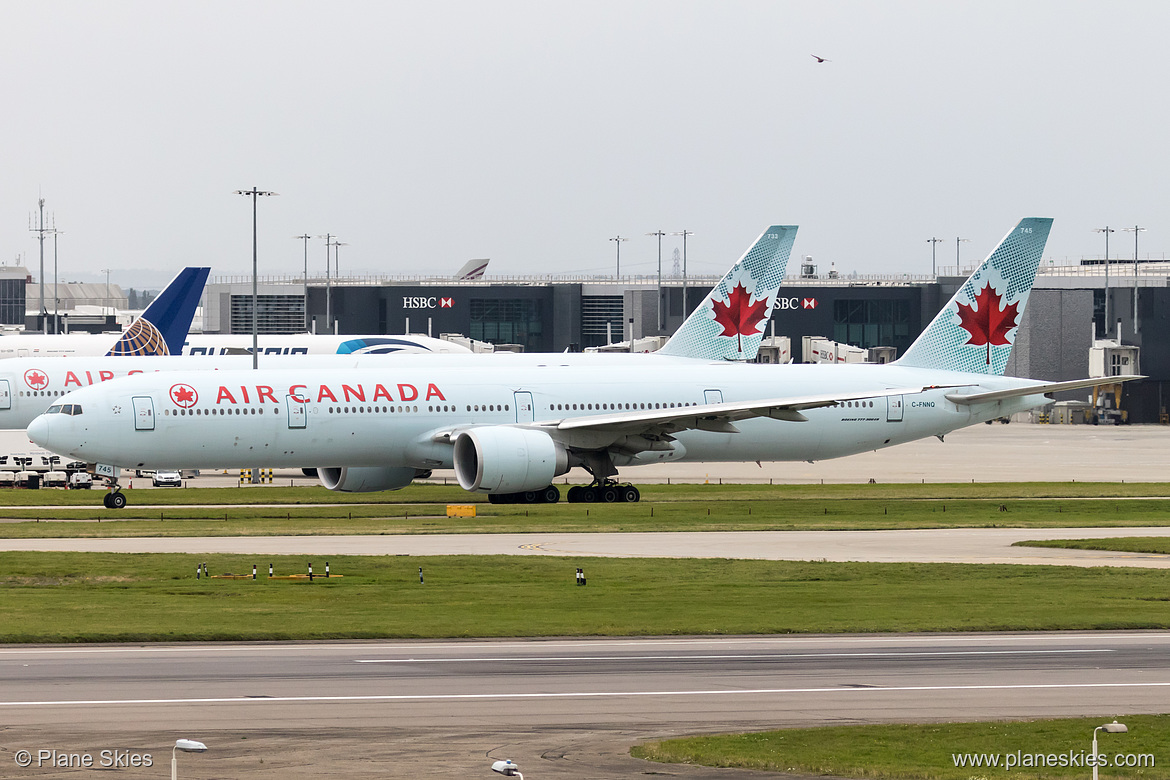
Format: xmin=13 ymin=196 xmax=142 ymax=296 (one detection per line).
xmin=200 ymin=261 xmax=1170 ymax=422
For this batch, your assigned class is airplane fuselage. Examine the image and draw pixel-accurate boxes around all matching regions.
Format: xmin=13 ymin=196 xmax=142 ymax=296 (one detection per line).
xmin=27 ymin=358 xmax=1048 ymax=472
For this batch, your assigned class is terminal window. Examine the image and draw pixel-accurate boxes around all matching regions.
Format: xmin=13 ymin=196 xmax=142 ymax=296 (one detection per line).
xmin=470 ymin=298 xmax=544 ymax=351
xmin=833 ymin=299 xmax=913 ymax=351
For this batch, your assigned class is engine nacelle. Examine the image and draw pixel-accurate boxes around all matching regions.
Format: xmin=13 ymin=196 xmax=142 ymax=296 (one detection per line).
xmin=318 ymin=466 xmax=425 ymax=493
xmin=453 ymin=427 xmax=568 ymax=493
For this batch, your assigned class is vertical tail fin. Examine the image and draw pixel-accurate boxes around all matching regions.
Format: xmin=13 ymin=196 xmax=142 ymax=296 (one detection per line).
xmin=107 ymin=267 xmax=211 ymax=356
xmin=657 ymin=225 xmax=797 ymax=360
xmin=896 ymin=218 xmax=1053 ymax=374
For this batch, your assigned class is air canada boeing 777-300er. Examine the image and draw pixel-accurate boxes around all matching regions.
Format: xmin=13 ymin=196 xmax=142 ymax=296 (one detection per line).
xmin=30 ymin=218 xmax=1136 ymax=508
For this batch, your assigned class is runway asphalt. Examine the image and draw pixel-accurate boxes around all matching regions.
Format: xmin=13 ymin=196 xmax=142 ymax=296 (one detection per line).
xmin=2 ymin=632 xmax=1168 ymax=779
xmin=4 ymin=525 xmax=1170 ymax=567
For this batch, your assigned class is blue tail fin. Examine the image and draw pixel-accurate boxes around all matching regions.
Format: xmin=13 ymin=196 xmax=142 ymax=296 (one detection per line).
xmin=657 ymin=225 xmax=797 ymax=360
xmin=106 ymin=267 xmax=210 ymax=356
xmin=896 ymin=218 xmax=1053 ymax=374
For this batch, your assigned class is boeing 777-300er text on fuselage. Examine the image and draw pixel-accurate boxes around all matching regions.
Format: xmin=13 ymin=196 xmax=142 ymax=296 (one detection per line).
xmin=31 ymin=219 xmax=1135 ymax=509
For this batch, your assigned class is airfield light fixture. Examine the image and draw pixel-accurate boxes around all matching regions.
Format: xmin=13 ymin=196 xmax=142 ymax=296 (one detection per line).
xmin=491 ymin=759 xmax=523 ymax=778
xmin=1091 ymin=721 xmax=1127 ymax=780
xmin=647 ymin=230 xmax=666 ymax=332
xmin=610 ymin=235 xmax=628 ymax=278
xmin=672 ymin=230 xmax=694 ymax=317
xmin=926 ymin=236 xmax=944 ymax=277
xmin=172 ymin=739 xmax=207 ymax=780
xmin=235 ymin=188 xmax=278 ymax=369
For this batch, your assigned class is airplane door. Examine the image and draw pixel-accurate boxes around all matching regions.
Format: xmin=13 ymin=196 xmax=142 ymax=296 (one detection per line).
xmin=132 ymin=396 xmax=156 ymax=431
xmin=886 ymin=395 xmax=904 ymax=422
xmin=704 ymin=389 xmax=724 ymax=405
xmin=514 ymin=391 xmax=535 ymax=423
xmin=287 ymin=395 xmax=307 ymax=429
xmin=0 ymin=380 xmax=9 ymax=410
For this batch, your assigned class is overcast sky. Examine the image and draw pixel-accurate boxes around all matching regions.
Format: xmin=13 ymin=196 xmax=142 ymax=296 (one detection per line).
xmin=2 ymin=1 xmax=1166 ymax=288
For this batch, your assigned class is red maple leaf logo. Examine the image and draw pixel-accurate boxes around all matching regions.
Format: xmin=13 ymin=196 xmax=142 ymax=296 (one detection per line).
xmin=170 ymin=384 xmax=198 ymax=408
xmin=955 ymin=283 xmax=1020 ymax=365
xmin=711 ymin=282 xmax=770 ymax=353
xmin=24 ymin=369 xmax=48 ymax=390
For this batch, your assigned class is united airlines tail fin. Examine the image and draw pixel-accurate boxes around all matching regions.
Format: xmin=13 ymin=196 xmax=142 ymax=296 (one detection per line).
xmin=896 ymin=218 xmax=1053 ymax=374
xmin=107 ymin=267 xmax=211 ymax=356
xmin=657 ymin=225 xmax=797 ymax=360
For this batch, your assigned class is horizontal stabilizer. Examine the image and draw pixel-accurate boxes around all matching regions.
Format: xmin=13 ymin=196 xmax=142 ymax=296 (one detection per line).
xmin=945 ymin=375 xmax=1145 ymax=406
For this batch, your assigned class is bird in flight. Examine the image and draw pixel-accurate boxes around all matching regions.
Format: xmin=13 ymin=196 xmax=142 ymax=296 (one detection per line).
xmin=811 ymin=54 xmax=831 ymax=63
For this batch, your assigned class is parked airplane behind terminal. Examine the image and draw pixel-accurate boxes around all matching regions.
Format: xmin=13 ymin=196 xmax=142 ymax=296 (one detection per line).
xmin=0 ymin=267 xmax=209 ymax=359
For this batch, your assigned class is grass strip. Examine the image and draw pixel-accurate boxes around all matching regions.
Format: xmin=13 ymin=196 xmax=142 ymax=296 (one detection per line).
xmin=3 ymin=494 xmax=1170 ymax=537
xmin=2 ymin=553 xmax=1170 ymax=643
xmin=632 ymin=715 xmax=1170 ymax=780
xmin=1016 ymin=537 xmax=1170 ymax=555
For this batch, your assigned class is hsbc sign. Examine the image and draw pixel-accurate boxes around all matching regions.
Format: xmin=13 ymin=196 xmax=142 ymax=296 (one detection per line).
xmin=402 ymin=296 xmax=455 ymax=309
xmin=774 ymin=297 xmax=818 ymax=310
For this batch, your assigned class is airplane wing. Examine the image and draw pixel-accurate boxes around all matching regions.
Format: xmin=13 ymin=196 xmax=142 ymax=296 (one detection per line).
xmin=428 ymin=385 xmax=938 ymax=445
xmin=547 ymin=385 xmax=936 ymax=435
xmin=944 ymin=376 xmax=1145 ymax=406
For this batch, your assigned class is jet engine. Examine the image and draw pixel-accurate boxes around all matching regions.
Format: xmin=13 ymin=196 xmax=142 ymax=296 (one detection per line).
xmin=453 ymin=427 xmax=569 ymax=493
xmin=318 ymin=466 xmax=426 ymax=493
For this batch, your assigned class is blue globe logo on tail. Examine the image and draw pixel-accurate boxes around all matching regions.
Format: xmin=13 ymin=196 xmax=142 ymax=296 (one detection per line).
xmin=107 ymin=318 xmax=169 ymax=356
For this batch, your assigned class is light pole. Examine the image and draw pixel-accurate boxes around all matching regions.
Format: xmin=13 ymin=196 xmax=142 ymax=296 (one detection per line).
xmin=51 ymin=228 xmax=63 ymax=334
xmin=102 ymin=268 xmax=113 ymax=315
xmin=926 ymin=237 xmax=944 ymax=277
xmin=1094 ymin=226 xmax=1115 ymax=337
xmin=316 ymin=234 xmax=335 ymax=332
xmin=1091 ymin=721 xmax=1127 ymax=780
xmin=171 ymin=739 xmax=207 ymax=780
xmin=295 ymin=234 xmax=311 ymax=331
xmin=29 ymin=198 xmax=53 ymax=333
xmin=955 ymin=237 xmax=969 ymax=274
xmin=1122 ymin=225 xmax=1145 ymax=339
xmin=234 ymin=188 xmax=278 ymax=369
xmin=491 ymin=759 xmax=522 ymax=778
xmin=647 ymin=230 xmax=666 ymax=332
xmin=333 ymin=241 xmax=348 ymax=278
xmin=673 ymin=230 xmax=693 ymax=318
xmin=609 ymin=235 xmax=628 ymax=277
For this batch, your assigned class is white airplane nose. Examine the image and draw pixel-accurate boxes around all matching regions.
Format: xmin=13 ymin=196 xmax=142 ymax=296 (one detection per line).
xmin=27 ymin=414 xmax=50 ymax=447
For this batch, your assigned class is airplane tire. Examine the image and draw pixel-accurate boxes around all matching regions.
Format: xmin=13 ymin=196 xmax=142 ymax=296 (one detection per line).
xmin=542 ymin=485 xmax=560 ymax=504
xmin=102 ymin=493 xmax=113 ymax=509
xmin=580 ymin=487 xmax=598 ymax=503
xmin=602 ymin=487 xmax=619 ymax=503
xmin=567 ymin=486 xmax=582 ymax=503
xmin=622 ymin=486 xmax=640 ymax=503
xmin=109 ymin=492 xmax=127 ymax=510
xmin=524 ymin=490 xmax=539 ymax=504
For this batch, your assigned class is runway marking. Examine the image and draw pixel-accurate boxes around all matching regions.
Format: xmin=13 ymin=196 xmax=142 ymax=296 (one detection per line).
xmin=354 ymin=649 xmax=1114 ymax=663
xmin=3 ymin=681 xmax=1170 ymax=708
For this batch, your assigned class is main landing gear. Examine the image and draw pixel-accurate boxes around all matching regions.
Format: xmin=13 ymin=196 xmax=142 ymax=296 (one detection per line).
xmin=487 ymin=485 xmax=562 ymax=504
xmin=567 ymin=481 xmax=640 ymax=504
xmin=102 ymin=486 xmax=127 ymax=509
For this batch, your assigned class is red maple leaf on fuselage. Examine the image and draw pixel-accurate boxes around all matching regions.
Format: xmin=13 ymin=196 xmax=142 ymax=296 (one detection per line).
xmin=711 ymin=281 xmax=770 ymax=354
xmin=955 ymin=283 xmax=1020 ymax=365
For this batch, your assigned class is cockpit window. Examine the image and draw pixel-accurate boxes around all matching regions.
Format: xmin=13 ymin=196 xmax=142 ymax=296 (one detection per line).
xmin=46 ymin=405 xmax=63 ymax=414
xmin=67 ymin=405 xmax=82 ymax=416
